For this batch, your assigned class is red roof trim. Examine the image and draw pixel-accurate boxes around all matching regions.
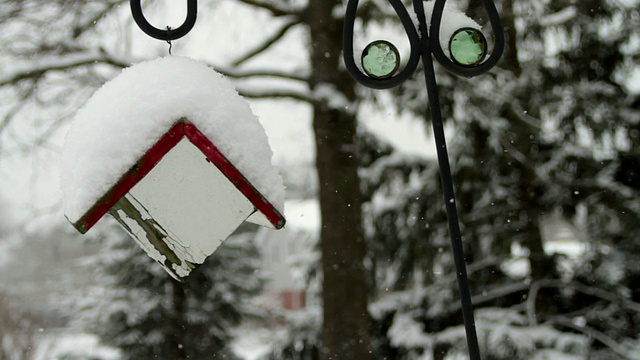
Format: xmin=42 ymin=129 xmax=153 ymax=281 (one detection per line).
xmin=72 ymin=120 xmax=285 ymax=233
xmin=184 ymin=123 xmax=285 ymax=229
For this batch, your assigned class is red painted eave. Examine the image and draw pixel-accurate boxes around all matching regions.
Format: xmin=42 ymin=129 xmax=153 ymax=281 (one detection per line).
xmin=71 ymin=120 xmax=285 ymax=233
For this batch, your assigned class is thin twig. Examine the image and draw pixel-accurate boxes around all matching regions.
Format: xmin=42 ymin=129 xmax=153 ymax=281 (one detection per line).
xmin=0 ymin=50 xmax=131 ymax=87
xmin=215 ymin=67 xmax=309 ymax=82
xmin=231 ymin=19 xmax=301 ymax=67
xmin=238 ymin=88 xmax=315 ymax=104
xmin=233 ymin=0 xmax=300 ymax=17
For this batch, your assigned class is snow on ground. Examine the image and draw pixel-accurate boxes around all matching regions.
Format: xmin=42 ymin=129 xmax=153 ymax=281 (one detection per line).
xmin=33 ymin=331 xmax=120 ymax=360
xmin=232 ymin=324 xmax=286 ymax=360
xmin=62 ymin=56 xmax=284 ymax=223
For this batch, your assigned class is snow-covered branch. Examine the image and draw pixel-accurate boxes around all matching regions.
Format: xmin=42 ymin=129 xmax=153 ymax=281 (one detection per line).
xmin=526 ymin=279 xmax=640 ymax=326
xmin=538 ymin=6 xmax=578 ymax=27
xmin=545 ymin=317 xmax=636 ymax=360
xmin=467 ymin=281 xmax=530 ymax=309
xmin=313 ymin=83 xmax=357 ymax=113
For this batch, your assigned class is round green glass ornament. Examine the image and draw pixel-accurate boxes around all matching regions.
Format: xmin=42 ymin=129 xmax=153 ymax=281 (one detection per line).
xmin=361 ymin=40 xmax=400 ymax=79
xmin=449 ymin=28 xmax=487 ymax=67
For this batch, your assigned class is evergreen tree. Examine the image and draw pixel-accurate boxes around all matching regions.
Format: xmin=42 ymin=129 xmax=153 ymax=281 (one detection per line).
xmin=71 ymin=225 xmax=264 ymax=360
xmin=362 ymin=0 xmax=640 ymax=358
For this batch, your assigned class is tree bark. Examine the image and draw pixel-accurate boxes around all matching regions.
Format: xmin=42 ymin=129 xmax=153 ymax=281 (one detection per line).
xmin=305 ymin=1 xmax=372 ymax=359
xmin=167 ymin=281 xmax=189 ymax=359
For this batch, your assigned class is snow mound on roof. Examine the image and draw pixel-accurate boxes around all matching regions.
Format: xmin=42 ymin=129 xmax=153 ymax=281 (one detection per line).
xmin=62 ymin=56 xmax=284 ymax=223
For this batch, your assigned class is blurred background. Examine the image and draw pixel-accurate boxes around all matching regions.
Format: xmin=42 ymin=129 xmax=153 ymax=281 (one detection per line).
xmin=0 ymin=0 xmax=639 ymax=359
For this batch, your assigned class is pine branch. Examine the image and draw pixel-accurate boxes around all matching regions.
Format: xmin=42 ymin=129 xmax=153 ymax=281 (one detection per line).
xmin=526 ymin=279 xmax=640 ymax=326
xmin=467 ymin=281 xmax=530 ymax=309
xmin=231 ymin=18 xmax=301 ymax=67
xmin=545 ymin=317 xmax=636 ymax=360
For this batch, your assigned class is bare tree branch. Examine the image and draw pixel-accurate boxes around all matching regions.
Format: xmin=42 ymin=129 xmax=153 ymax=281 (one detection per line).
xmin=71 ymin=0 xmax=125 ymax=39
xmin=0 ymin=49 xmax=132 ymax=87
xmin=233 ymin=0 xmax=301 ymax=17
xmin=231 ymin=18 xmax=301 ymax=67
xmin=238 ymin=88 xmax=315 ymax=103
xmin=216 ymin=66 xmax=309 ymax=82
xmin=0 ymin=83 xmax=37 ymax=136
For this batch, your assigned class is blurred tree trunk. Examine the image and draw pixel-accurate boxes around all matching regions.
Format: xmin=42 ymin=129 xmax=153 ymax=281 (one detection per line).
xmin=306 ymin=1 xmax=372 ymax=359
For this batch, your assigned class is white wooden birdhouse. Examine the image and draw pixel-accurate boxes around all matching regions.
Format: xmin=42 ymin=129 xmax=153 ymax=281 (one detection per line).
xmin=62 ymin=57 xmax=285 ymax=280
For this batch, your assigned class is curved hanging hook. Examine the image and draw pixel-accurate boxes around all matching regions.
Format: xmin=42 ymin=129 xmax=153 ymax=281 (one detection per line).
xmin=130 ymin=0 xmax=198 ymax=41
xmin=424 ymin=0 xmax=505 ymax=77
xmin=343 ymin=0 xmax=422 ymax=89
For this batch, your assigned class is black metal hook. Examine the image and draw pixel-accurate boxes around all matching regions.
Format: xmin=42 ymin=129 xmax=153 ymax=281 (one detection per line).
xmin=130 ymin=0 xmax=198 ymax=41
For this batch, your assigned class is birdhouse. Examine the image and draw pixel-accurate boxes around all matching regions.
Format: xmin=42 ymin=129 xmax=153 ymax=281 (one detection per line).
xmin=62 ymin=57 xmax=286 ymax=280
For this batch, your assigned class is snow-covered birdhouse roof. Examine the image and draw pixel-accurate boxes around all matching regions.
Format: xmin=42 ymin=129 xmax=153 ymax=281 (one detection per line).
xmin=62 ymin=56 xmax=285 ymax=229
xmin=61 ymin=57 xmax=285 ymax=279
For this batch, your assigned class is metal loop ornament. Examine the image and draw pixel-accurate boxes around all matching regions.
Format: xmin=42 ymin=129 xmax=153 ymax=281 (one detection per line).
xmin=343 ymin=0 xmax=504 ymax=85
xmin=130 ymin=0 xmax=198 ymax=41
xmin=343 ymin=0 xmax=421 ymax=89
xmin=423 ymin=0 xmax=504 ymax=77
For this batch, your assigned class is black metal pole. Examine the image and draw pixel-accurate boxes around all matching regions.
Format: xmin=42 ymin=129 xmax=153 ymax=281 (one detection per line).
xmin=344 ymin=0 xmax=504 ymax=357
xmin=424 ymin=52 xmax=482 ymax=360
xmin=413 ymin=2 xmax=481 ymax=358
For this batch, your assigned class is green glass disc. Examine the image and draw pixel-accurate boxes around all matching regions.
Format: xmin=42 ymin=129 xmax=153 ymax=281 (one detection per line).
xmin=449 ymin=28 xmax=487 ymax=66
xmin=362 ymin=40 xmax=400 ymax=79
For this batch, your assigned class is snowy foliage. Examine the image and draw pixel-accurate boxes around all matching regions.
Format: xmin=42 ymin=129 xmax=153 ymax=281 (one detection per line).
xmin=383 ymin=308 xmax=587 ymax=359
xmin=68 ymin=223 xmax=264 ymax=360
xmin=0 ymin=291 xmax=43 ymax=360
xmin=360 ymin=0 xmax=640 ymax=358
xmin=1 ymin=0 xmax=640 ymax=359
xmin=263 ymin=306 xmax=322 ymax=360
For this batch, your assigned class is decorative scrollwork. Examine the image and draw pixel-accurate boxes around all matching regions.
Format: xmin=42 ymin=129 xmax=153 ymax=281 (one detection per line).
xmin=343 ymin=1 xmax=505 ymax=359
